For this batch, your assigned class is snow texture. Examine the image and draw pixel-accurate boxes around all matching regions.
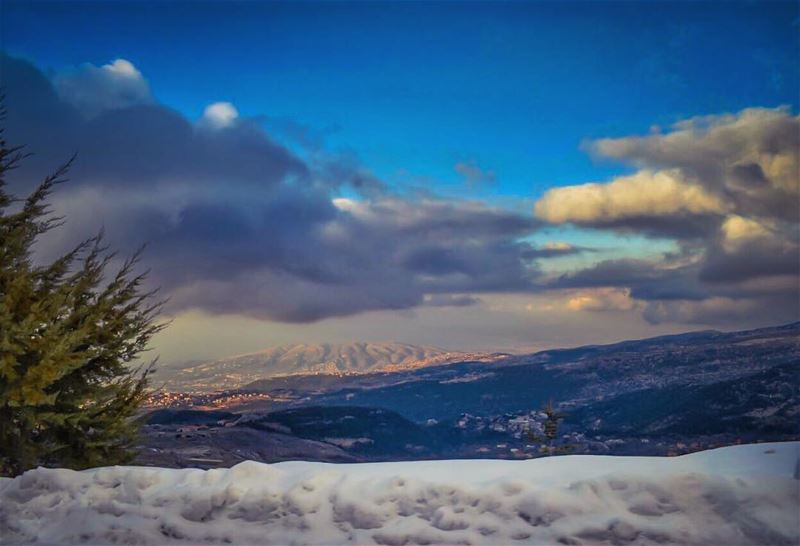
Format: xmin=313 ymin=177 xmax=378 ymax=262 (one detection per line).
xmin=1 ymin=442 xmax=798 ymax=545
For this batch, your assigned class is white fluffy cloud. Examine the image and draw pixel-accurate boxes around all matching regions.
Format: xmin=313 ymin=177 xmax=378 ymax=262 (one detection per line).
xmin=55 ymin=58 xmax=152 ymax=117
xmin=536 ymin=108 xmax=798 ymax=231
xmin=534 ymin=169 xmax=726 ymax=225
xmin=200 ymin=101 xmax=240 ymax=129
xmin=103 ymin=59 xmax=141 ymax=78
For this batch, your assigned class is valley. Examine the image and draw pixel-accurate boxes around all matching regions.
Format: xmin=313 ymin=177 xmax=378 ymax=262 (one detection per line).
xmin=136 ymin=322 xmax=800 ymax=468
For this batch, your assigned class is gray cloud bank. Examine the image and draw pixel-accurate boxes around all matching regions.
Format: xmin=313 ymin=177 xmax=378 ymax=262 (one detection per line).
xmin=1 ymin=54 xmax=549 ymax=322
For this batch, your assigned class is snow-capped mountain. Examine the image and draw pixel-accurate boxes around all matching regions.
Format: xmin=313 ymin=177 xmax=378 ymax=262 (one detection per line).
xmin=155 ymin=342 xmax=505 ymax=391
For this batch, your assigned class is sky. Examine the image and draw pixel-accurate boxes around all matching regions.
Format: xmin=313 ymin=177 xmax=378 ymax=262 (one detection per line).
xmin=1 ymin=1 xmax=798 ymax=364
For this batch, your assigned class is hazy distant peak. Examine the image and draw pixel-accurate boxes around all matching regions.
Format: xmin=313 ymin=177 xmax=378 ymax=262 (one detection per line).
xmin=156 ymin=341 xmax=501 ymax=392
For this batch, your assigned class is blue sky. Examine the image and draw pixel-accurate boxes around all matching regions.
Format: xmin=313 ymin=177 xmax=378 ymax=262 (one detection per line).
xmin=5 ymin=1 xmax=797 ymax=198
xmin=1 ymin=1 xmax=798 ymax=361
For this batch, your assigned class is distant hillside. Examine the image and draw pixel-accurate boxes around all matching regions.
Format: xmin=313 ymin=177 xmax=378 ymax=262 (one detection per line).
xmin=140 ymin=322 xmax=799 ymax=464
xmin=155 ymin=342 xmax=505 ymax=391
xmin=234 ymin=322 xmax=800 ymax=430
xmin=245 ymin=406 xmax=448 ymax=458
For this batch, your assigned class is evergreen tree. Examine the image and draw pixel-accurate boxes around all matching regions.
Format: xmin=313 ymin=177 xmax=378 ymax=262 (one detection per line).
xmin=0 ymin=119 xmax=165 ymax=477
xmin=524 ymin=400 xmax=574 ymax=456
xmin=542 ymin=399 xmax=566 ymax=442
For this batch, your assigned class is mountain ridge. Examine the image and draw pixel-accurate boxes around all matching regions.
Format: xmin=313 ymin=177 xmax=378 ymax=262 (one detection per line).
xmin=155 ymin=341 xmax=506 ymax=391
xmin=141 ymin=321 xmax=799 ymax=465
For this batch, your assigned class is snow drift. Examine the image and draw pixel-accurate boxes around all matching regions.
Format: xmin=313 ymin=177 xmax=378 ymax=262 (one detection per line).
xmin=1 ymin=442 xmax=798 ymax=545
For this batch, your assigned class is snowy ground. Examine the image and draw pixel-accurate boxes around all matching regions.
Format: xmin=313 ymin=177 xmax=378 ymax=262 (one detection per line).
xmin=1 ymin=442 xmax=798 ymax=545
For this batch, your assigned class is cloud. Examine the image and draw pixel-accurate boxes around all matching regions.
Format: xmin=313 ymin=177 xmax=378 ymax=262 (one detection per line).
xmin=551 ymin=258 xmax=706 ymax=301
xmin=119 ymin=192 xmax=539 ymax=321
xmin=537 ymin=107 xmax=798 ymax=236
xmin=2 ymin=54 xmax=543 ymax=323
xmin=550 ymin=254 xmax=799 ymax=326
xmin=534 ymin=169 xmax=727 ymax=237
xmin=423 ymin=294 xmax=482 ymax=307
xmin=534 ymin=107 xmax=800 ymax=327
xmin=3 ymin=60 xmax=306 ymax=196
xmin=327 ymin=197 xmax=542 ymax=295
xmin=521 ymin=242 xmax=591 ymax=259
xmin=54 ymin=59 xmax=153 ymax=117
xmin=591 ymin=107 xmax=799 ymax=223
xmin=454 ymin=160 xmax=496 ymax=187
xmin=200 ymin=102 xmax=239 ymax=129
xmin=5 ymin=54 xmax=795 ymax=330
xmin=565 ymin=288 xmax=638 ymax=312
xmin=261 ymin=116 xmax=339 ymax=151
xmin=641 ymin=296 xmax=795 ymax=326
xmin=719 ymin=215 xmax=772 ymax=252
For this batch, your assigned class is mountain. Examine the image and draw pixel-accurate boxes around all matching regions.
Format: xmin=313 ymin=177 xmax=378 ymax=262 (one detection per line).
xmin=242 ymin=322 xmax=799 ymax=451
xmin=141 ymin=322 xmax=799 ymax=462
xmin=154 ymin=342 xmax=505 ymax=391
xmin=291 ymin=322 xmax=800 ymax=424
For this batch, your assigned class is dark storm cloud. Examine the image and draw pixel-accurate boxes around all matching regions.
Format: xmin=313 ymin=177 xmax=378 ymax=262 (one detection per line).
xmin=550 ymin=259 xmax=708 ymax=301
xmin=422 ymin=294 xmax=482 ymax=308
xmin=641 ymin=290 xmax=800 ymax=326
xmin=1 ymin=54 xmax=544 ymax=322
xmin=2 ymin=57 xmax=307 ymax=191
xmin=699 ymin=235 xmax=799 ymax=284
xmin=570 ymin=214 xmax=724 ymax=240
xmin=322 ymin=198 xmax=541 ymax=295
xmin=550 ymin=254 xmax=800 ymax=326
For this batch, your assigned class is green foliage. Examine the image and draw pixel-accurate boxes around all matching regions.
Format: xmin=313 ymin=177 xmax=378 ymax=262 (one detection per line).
xmin=541 ymin=399 xmax=567 ymax=442
xmin=0 ymin=119 xmax=165 ymax=477
xmin=525 ymin=399 xmax=575 ymax=457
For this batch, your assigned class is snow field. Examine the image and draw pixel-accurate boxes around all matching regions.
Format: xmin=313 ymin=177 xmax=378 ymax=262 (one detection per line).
xmin=1 ymin=442 xmax=797 ymax=545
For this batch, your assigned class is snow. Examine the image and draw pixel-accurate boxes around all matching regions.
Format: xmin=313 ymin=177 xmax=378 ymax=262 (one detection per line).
xmin=1 ymin=442 xmax=798 ymax=545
